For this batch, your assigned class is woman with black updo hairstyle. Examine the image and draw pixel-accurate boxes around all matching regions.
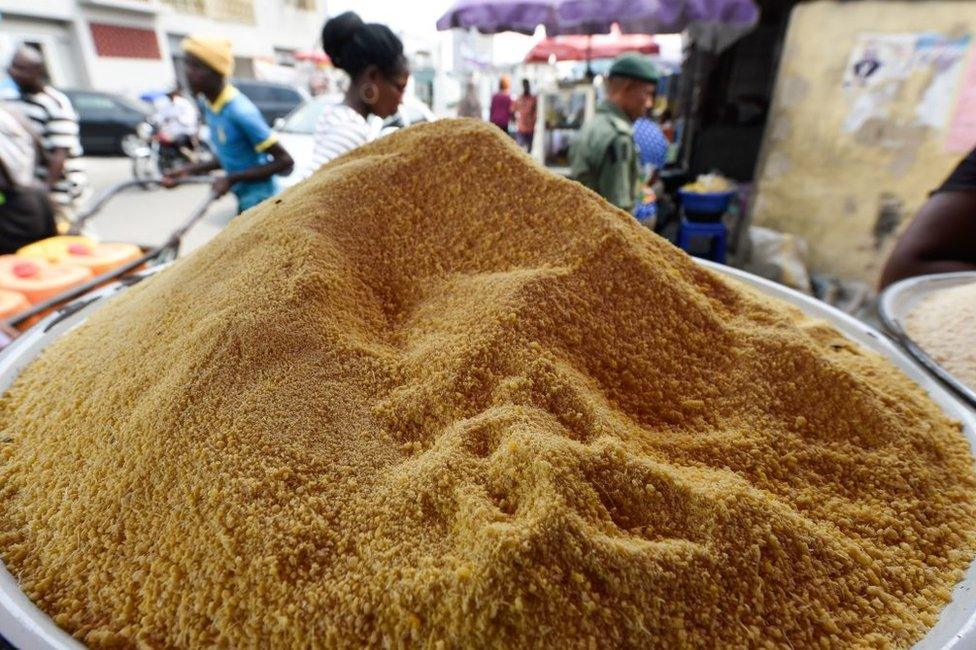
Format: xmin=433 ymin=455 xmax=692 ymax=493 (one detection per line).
xmin=304 ymin=11 xmax=410 ymax=177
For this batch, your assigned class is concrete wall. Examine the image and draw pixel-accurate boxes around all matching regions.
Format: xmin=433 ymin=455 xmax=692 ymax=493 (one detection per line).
xmin=0 ymin=0 xmax=325 ymax=97
xmin=0 ymin=0 xmax=74 ymax=21
xmin=752 ymin=0 xmax=976 ymax=285
xmin=77 ymin=5 xmax=176 ymax=96
xmin=157 ymin=0 xmax=323 ymax=60
xmin=0 ymin=14 xmax=87 ymax=86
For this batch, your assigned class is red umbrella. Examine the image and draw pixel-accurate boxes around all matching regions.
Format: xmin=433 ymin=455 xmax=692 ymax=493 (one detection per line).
xmin=525 ymin=30 xmax=659 ymax=63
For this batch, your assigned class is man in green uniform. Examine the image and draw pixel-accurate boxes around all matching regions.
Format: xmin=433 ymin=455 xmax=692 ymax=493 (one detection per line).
xmin=570 ymin=53 xmax=658 ymax=212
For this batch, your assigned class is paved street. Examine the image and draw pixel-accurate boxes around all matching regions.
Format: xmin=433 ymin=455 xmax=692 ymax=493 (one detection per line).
xmin=80 ymin=157 xmax=238 ymax=256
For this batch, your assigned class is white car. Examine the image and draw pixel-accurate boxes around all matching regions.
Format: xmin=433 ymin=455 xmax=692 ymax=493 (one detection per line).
xmin=274 ymin=95 xmax=436 ymax=187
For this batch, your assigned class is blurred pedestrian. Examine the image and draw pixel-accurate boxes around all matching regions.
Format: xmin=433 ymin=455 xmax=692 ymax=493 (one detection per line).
xmin=304 ymin=11 xmax=409 ymax=175
xmin=660 ymin=108 xmax=676 ymax=142
xmin=309 ymin=70 xmax=330 ymax=97
xmin=513 ymin=78 xmax=537 ymax=152
xmin=0 ymin=103 xmax=56 ymax=253
xmin=154 ymin=87 xmax=199 ymax=150
xmin=2 ymin=45 xmax=84 ymax=206
xmin=569 ymin=53 xmax=658 ymax=212
xmin=457 ymin=79 xmax=482 ymax=119
xmin=633 ymin=82 xmax=667 ymax=178
xmin=880 ymin=146 xmax=976 ymax=288
xmin=632 ymin=81 xmax=667 ymax=225
xmin=163 ymin=35 xmax=293 ymax=213
xmin=489 ymin=75 xmax=513 ymax=134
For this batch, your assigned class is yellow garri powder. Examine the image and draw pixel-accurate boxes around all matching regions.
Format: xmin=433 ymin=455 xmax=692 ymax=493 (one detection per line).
xmin=1 ymin=120 xmax=974 ymax=649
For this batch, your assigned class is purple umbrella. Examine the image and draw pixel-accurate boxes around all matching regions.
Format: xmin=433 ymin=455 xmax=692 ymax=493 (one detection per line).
xmin=436 ymin=0 xmax=759 ymax=36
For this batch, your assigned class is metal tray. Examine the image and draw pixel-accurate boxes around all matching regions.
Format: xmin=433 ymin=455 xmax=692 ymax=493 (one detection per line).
xmin=878 ymin=272 xmax=976 ymax=410
xmin=1 ymin=261 xmax=975 ymax=649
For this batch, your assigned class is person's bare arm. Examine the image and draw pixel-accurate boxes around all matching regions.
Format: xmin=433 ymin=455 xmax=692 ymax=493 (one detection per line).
xmin=161 ymin=158 xmax=222 ymax=187
xmin=45 ymin=147 xmax=68 ymax=189
xmin=879 ymin=191 xmax=976 ymax=289
xmin=211 ymin=142 xmax=293 ymax=197
xmin=225 ymin=142 xmax=293 ymax=186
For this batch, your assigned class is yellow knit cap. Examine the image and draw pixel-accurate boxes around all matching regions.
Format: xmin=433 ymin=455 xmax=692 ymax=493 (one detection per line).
xmin=181 ymin=34 xmax=234 ymax=77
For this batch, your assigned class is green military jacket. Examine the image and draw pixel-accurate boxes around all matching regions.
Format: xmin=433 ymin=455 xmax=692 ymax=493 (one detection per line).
xmin=569 ymin=100 xmax=640 ymax=212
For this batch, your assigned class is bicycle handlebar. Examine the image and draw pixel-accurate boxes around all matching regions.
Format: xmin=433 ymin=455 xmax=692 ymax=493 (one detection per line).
xmin=9 ymin=189 xmax=219 ymax=328
xmin=67 ymin=176 xmax=214 ymax=235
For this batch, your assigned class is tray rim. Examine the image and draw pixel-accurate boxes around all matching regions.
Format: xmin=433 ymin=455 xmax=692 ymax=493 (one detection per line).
xmin=877 ymin=271 xmax=976 ymax=410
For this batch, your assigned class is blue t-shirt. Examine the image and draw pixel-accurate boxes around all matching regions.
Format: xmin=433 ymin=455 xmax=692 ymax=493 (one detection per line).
xmin=201 ymin=85 xmax=280 ymax=212
xmin=633 ymin=117 xmax=669 ymax=170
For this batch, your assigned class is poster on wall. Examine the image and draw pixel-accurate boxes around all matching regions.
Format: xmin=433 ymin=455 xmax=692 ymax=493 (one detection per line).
xmin=842 ymin=33 xmax=916 ymax=89
xmin=842 ymin=32 xmax=972 ymax=138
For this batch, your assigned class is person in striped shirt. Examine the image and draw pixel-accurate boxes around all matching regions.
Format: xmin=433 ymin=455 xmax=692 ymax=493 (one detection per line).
xmin=0 ymin=104 xmax=57 ymax=253
xmin=3 ymin=46 xmax=83 ymax=201
xmin=303 ymin=12 xmax=409 ymax=179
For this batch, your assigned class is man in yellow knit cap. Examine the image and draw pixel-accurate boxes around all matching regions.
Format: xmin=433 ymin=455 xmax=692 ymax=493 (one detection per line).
xmin=164 ymin=35 xmax=293 ymax=213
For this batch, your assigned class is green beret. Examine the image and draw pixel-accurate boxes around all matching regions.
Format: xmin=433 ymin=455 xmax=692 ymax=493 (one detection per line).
xmin=608 ymin=53 xmax=658 ymax=83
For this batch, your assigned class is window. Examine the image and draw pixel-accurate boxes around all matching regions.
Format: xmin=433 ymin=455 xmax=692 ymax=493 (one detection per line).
xmin=280 ymin=97 xmax=331 ymax=135
xmin=90 ymin=23 xmax=162 ymax=60
xmin=236 ymin=82 xmax=275 ymax=103
xmin=271 ymin=87 xmax=301 ymax=103
xmin=66 ymin=93 xmax=121 ymax=120
xmin=113 ymin=96 xmax=151 ymax=117
xmin=66 ymin=92 xmax=147 ymax=120
xmin=71 ymin=94 xmax=118 ymax=112
xmin=235 ymin=82 xmax=299 ymax=105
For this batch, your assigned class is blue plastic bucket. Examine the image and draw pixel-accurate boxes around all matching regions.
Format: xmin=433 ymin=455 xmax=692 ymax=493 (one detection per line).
xmin=678 ymin=189 xmax=735 ymax=217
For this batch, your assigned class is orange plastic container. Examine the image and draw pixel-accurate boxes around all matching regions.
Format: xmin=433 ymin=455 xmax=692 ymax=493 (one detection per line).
xmin=60 ymin=242 xmax=143 ymax=276
xmin=17 ymin=236 xmax=97 ymax=263
xmin=18 ymin=238 xmax=143 ymax=277
xmin=0 ymin=256 xmax=94 ymax=304
xmin=0 ymin=289 xmax=30 ymax=319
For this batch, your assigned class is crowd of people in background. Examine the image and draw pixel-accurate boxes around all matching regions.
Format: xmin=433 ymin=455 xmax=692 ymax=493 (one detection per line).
xmin=0 ymin=8 xmax=663 ymax=238
xmin=460 ymin=53 xmax=671 ymax=222
xmin=457 ymin=80 xmax=482 ymax=120
xmin=0 ymin=9 xmax=411 ymax=222
xmin=486 ymin=75 xmax=538 ymax=153
xmin=0 ymin=11 xmax=971 ymax=288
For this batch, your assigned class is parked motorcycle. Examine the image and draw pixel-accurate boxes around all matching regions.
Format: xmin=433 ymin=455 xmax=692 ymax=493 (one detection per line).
xmin=122 ymin=122 xmax=212 ymax=188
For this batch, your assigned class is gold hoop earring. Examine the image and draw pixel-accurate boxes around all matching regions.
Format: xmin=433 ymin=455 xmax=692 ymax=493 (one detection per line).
xmin=359 ymin=82 xmax=379 ymax=105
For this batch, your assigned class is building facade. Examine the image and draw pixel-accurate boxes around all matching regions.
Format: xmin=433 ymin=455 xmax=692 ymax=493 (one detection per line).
xmin=0 ymin=0 xmax=326 ymax=96
xmin=752 ymin=0 xmax=976 ymax=284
